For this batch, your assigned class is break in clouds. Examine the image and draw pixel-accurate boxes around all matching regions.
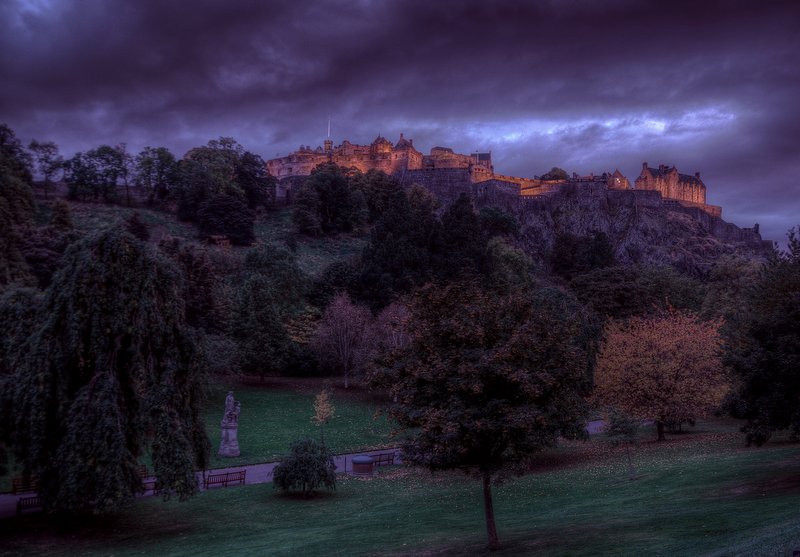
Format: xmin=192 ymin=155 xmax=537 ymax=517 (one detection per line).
xmin=1 ymin=0 xmax=799 ymax=242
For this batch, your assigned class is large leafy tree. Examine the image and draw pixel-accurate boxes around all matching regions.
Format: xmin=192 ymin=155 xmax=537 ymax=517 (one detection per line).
xmin=727 ymin=228 xmax=800 ymax=445
xmin=6 ymin=227 xmax=210 ymax=514
xmin=381 ymin=281 xmax=591 ymax=549
xmin=28 ymin=140 xmax=63 ymax=199
xmin=0 ymin=124 xmax=35 ymax=287
xmin=232 ymin=276 xmax=292 ymax=379
xmin=593 ymin=309 xmax=726 ymax=441
xmin=292 ymin=163 xmax=367 ymax=235
xmin=134 ymin=146 xmax=178 ymax=204
xmin=358 ymin=186 xmax=441 ymax=307
xmin=64 ymin=144 xmax=129 ymax=202
xmin=175 ymin=137 xmax=272 ymax=220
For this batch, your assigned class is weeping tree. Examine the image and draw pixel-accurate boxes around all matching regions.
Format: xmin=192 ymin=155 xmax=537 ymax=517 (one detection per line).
xmin=7 ymin=226 xmax=210 ymax=514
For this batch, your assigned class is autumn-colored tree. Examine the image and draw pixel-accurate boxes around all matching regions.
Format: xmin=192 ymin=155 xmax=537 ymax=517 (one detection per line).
xmin=593 ymin=309 xmax=726 ymax=441
xmin=311 ymin=293 xmax=371 ymax=388
xmin=381 ymin=281 xmax=592 ymax=550
xmin=312 ymin=389 xmax=335 ymax=444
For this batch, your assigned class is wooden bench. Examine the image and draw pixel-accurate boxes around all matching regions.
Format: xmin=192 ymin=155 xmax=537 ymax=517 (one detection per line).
xmin=136 ymin=465 xmax=159 ymax=493
xmin=11 ymin=476 xmax=38 ymax=494
xmin=371 ymin=452 xmax=397 ymax=467
xmin=16 ymin=495 xmax=42 ymax=515
xmin=203 ymin=470 xmax=246 ymax=490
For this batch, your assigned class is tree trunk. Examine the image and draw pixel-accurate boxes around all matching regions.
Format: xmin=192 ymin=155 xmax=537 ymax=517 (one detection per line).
xmin=482 ymin=472 xmax=500 ymax=550
xmin=344 ymin=368 xmax=349 ymax=389
xmin=656 ymin=420 xmax=665 ymax=441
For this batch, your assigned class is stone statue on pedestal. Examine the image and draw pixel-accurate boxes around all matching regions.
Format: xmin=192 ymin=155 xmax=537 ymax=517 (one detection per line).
xmin=218 ymin=391 xmax=241 ymax=457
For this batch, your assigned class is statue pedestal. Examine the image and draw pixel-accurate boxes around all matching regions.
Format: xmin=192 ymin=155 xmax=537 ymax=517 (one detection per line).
xmin=218 ymin=424 xmax=240 ymax=457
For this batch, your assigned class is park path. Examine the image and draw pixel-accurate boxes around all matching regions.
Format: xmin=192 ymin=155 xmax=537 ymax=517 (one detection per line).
xmin=0 ymin=421 xmax=609 ymax=520
xmin=0 ymin=446 xmax=402 ymax=520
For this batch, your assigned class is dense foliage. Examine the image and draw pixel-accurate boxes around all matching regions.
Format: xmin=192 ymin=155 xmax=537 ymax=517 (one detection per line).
xmin=5 ymin=227 xmax=210 ymax=514
xmin=272 ymin=437 xmax=336 ymax=498
xmin=594 ymin=309 xmax=726 ymax=440
xmin=727 ymin=228 xmax=800 ymax=445
xmin=196 ymin=193 xmax=255 ymax=246
xmin=380 ymin=281 xmax=592 ymax=548
xmin=293 ymin=163 xmax=367 ymax=235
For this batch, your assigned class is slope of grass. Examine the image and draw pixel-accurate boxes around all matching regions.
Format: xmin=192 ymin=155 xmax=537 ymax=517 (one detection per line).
xmin=2 ymin=421 xmax=799 ymax=557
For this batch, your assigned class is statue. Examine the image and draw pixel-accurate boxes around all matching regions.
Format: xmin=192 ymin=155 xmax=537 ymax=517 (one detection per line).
xmin=218 ymin=391 xmax=241 ymax=457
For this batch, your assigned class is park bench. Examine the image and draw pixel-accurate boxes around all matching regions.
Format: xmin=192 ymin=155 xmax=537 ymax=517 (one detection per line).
xmin=137 ymin=465 xmax=159 ymax=493
xmin=370 ymin=451 xmax=397 ymax=467
xmin=203 ymin=469 xmax=246 ymax=490
xmin=11 ymin=476 xmax=38 ymax=494
xmin=16 ymin=495 xmax=42 ymax=515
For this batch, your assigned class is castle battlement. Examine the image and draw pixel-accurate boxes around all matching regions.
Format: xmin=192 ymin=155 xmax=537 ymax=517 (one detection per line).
xmin=266 ymin=133 xmax=492 ymax=181
xmin=266 ymin=135 xmax=722 ymax=218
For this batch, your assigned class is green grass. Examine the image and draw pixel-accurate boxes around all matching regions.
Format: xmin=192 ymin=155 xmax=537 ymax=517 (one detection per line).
xmin=203 ymin=381 xmax=394 ymax=468
xmin=3 ymin=420 xmax=799 ymax=556
xmin=253 ymin=207 xmax=367 ymax=276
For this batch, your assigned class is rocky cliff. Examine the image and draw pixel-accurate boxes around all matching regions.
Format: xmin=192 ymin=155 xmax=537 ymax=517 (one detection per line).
xmin=470 ymin=181 xmax=771 ymax=275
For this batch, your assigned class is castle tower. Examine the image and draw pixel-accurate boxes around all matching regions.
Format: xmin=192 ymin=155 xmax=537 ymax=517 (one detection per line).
xmin=324 ymin=118 xmax=333 ymax=154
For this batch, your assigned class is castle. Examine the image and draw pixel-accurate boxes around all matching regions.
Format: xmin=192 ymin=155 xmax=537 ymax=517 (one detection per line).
xmin=266 ymin=133 xmax=493 ymax=181
xmin=266 ymin=134 xmax=721 ymax=217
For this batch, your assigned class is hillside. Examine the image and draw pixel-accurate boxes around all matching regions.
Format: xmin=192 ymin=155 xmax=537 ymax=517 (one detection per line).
xmin=469 ymin=181 xmax=771 ymax=275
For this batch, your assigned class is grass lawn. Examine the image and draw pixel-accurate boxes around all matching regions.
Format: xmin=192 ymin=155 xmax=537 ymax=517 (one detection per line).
xmin=2 ymin=420 xmax=799 ymax=556
xmin=203 ymin=379 xmax=394 ymax=468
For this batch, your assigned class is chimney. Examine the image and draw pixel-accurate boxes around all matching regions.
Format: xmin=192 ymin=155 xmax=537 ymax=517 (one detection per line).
xmin=695 ymin=172 xmax=700 ymax=178
xmin=642 ymin=162 xmax=648 ymax=171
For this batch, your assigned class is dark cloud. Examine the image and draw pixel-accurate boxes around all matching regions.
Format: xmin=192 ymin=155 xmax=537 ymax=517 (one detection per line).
xmin=2 ymin=0 xmax=798 ymax=242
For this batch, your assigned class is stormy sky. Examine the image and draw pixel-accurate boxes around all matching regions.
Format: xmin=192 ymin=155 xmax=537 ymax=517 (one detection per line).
xmin=2 ymin=0 xmax=798 ymax=242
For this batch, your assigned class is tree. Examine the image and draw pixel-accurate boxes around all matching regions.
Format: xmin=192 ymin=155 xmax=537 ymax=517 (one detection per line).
xmin=593 ymin=309 xmax=726 ymax=441
xmin=243 ymin=244 xmax=308 ymax=316
xmin=134 ymin=146 xmax=177 ymax=204
xmin=272 ymin=438 xmax=336 ymax=498
xmin=312 ymin=389 xmax=335 ymax=444
xmin=436 ymin=193 xmax=488 ymax=281
xmin=479 ymin=206 xmax=519 ymax=239
xmin=727 ymin=227 xmax=800 ymax=445
xmin=0 ymin=125 xmax=36 ymax=288
xmin=237 ymin=151 xmax=275 ymax=210
xmin=175 ymin=137 xmax=268 ymax=220
xmin=5 ymin=227 xmax=210 ymax=514
xmin=292 ymin=163 xmax=367 ymax=235
xmin=64 ymin=145 xmax=127 ymax=202
xmin=196 ymin=193 xmax=255 ymax=246
xmin=381 ymin=281 xmax=591 ymax=549
xmin=551 ymin=231 xmax=615 ymax=279
xmin=569 ymin=264 xmax=704 ymax=320
xmin=311 ymin=293 xmax=371 ymax=388
xmin=351 ymin=169 xmax=403 ymax=222
xmin=28 ymin=140 xmax=63 ymax=199
xmin=358 ymin=186 xmax=441 ymax=308
xmin=540 ymin=166 xmax=569 ymax=180
xmin=603 ymin=408 xmax=640 ymax=481
xmin=159 ymin=237 xmax=221 ymax=332
xmin=231 ymin=276 xmax=292 ymax=379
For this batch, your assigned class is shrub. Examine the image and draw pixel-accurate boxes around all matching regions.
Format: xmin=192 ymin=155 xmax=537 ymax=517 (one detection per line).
xmin=272 ymin=438 xmax=336 ymax=498
xmin=196 ymin=194 xmax=254 ymax=246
